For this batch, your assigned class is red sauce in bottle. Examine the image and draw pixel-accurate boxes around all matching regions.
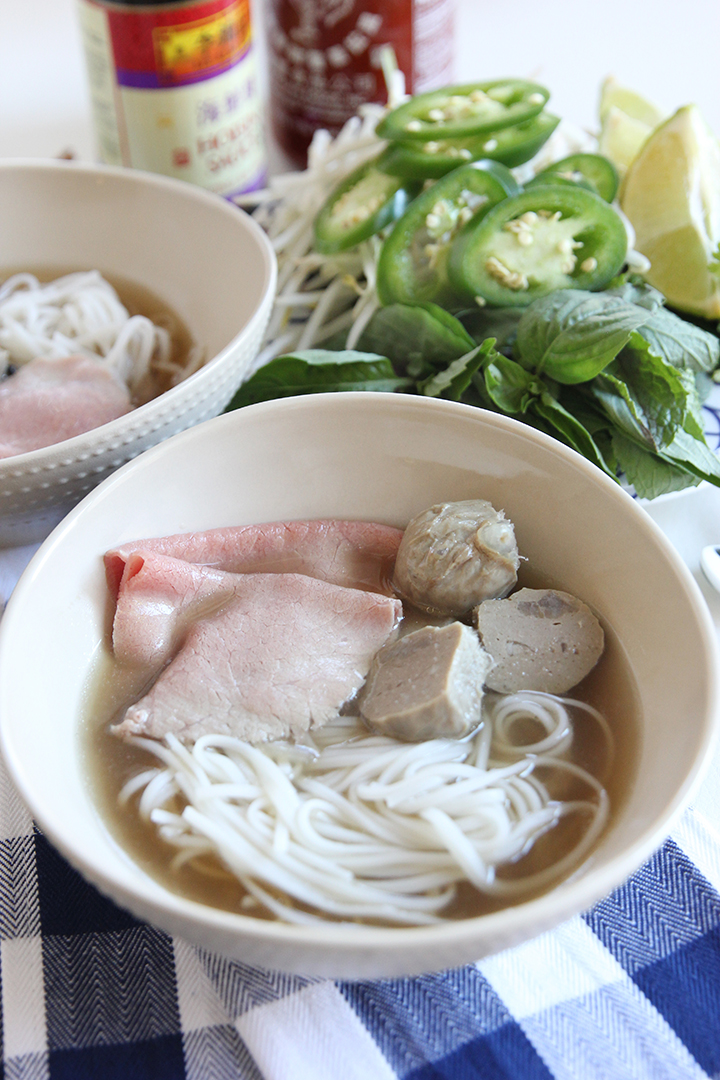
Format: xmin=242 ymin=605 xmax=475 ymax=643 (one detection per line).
xmin=268 ymin=0 xmax=455 ymax=165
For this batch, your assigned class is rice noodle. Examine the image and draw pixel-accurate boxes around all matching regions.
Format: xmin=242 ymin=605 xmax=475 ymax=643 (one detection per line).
xmin=120 ymin=690 xmax=612 ymax=926
xmin=0 ymin=271 xmax=201 ymax=393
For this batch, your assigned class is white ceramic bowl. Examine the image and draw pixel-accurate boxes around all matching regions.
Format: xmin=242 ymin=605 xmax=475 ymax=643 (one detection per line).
xmin=0 ymin=160 xmax=276 ymax=547
xmin=0 ymin=393 xmax=718 ymax=978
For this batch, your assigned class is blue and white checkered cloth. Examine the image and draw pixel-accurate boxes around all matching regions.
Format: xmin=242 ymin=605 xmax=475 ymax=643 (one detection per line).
xmin=0 ymin=757 xmax=717 ymax=1080
xmin=0 ymin=388 xmax=719 ymax=1080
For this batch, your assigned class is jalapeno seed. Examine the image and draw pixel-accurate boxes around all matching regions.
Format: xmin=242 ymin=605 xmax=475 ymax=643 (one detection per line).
xmin=377 ymin=160 xmax=521 ymax=307
xmin=448 ymin=186 xmax=628 ymax=307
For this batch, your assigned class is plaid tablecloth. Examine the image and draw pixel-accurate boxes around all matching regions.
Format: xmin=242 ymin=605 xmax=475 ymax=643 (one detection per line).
xmin=1 ymin=483 xmax=719 ymax=1080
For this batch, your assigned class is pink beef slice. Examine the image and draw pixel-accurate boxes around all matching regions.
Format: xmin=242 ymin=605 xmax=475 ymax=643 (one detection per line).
xmin=111 ymin=550 xmax=239 ymax=669
xmin=113 ymin=572 xmax=403 ymax=743
xmin=104 ymin=519 xmax=403 ymax=600
xmin=0 ymin=355 xmax=132 ymax=458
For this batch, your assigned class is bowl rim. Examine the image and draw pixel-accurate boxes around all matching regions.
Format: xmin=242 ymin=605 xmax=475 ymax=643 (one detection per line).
xmin=1 ymin=392 xmax=719 ymax=952
xmin=0 ymin=158 xmax=277 ymax=474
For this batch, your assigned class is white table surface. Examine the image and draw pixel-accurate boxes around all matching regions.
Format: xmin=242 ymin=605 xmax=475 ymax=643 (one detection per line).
xmin=1 ymin=0 xmax=719 ymax=829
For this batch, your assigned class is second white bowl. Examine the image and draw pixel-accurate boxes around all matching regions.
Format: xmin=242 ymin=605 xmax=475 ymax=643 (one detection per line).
xmin=0 ymin=160 xmax=276 ymax=546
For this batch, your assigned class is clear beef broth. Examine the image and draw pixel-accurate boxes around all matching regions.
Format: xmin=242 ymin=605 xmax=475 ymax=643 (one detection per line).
xmin=0 ymin=267 xmax=196 ymax=405
xmin=82 ymin=557 xmax=641 ymax=924
xmin=104 ymin=272 xmax=196 ymax=405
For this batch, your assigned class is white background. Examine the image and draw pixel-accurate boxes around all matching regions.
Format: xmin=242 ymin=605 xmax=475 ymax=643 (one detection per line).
xmin=1 ymin=0 xmax=719 ymax=163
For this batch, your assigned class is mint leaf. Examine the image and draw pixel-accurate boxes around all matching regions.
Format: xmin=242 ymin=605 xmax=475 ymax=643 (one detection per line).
xmin=615 ymin=332 xmax=688 ymax=448
xmin=605 ymin=278 xmax=665 ymax=311
xmin=611 ymin=433 xmax=702 ymax=500
xmin=515 ymin=289 xmax=652 ymax=384
xmin=224 ymin=350 xmax=411 ymax=409
xmin=636 ymin=306 xmax=720 ymax=374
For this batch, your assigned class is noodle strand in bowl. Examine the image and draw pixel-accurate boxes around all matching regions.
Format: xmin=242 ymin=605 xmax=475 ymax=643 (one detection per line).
xmin=0 ymin=271 xmax=204 ymax=395
xmin=120 ymin=690 xmax=613 ymax=927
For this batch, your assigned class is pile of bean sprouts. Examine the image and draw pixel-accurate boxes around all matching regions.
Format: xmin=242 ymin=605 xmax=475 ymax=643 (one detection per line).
xmin=0 ymin=271 xmax=203 ymax=395
xmin=120 ymin=690 xmax=612 ymax=926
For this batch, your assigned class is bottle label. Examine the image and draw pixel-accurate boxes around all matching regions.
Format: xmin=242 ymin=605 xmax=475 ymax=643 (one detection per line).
xmin=78 ymin=0 xmax=266 ymax=198
xmin=267 ymin=0 xmax=454 ymax=162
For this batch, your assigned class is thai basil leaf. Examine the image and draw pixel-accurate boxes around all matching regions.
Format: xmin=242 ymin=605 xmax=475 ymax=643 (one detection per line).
xmin=515 ymin=289 xmax=652 ymax=383
xmin=459 ymin=306 xmax=523 ymax=350
xmin=224 ymin=350 xmax=411 ymax=410
xmin=482 ymin=352 xmax=543 ymax=414
xmin=532 ymin=393 xmax=616 ymax=477
xmin=589 ymin=371 xmax=655 ymax=449
xmin=660 ymin=427 xmax=720 ymax=484
xmin=635 ymin=305 xmax=720 ymax=374
xmin=561 ymin=392 xmax=620 ymax=474
xmin=478 ymin=355 xmax=615 ymax=476
xmin=316 ymin=328 xmax=350 ymax=351
xmin=357 ymin=303 xmax=475 ymax=379
xmin=419 ymin=302 xmax=478 ymax=346
xmin=421 ymin=342 xmax=489 ymax=401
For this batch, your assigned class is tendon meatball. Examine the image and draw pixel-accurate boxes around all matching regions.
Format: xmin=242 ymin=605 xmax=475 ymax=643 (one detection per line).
xmin=393 ymin=500 xmax=519 ymax=618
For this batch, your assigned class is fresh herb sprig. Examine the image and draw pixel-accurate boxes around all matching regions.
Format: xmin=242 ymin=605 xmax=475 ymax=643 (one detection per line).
xmin=226 ymin=282 xmax=720 ymax=500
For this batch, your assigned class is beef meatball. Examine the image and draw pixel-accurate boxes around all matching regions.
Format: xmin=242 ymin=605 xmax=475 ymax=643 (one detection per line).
xmin=474 ymin=588 xmax=604 ymax=694
xmin=359 ymin=622 xmax=492 ymax=742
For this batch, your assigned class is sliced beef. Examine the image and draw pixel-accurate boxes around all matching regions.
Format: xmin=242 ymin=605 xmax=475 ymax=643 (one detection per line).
xmin=392 ymin=500 xmax=519 ymax=617
xmin=111 ymin=550 xmax=237 ymax=669
xmin=0 ymin=355 xmax=132 ymax=458
xmin=113 ymin=573 xmax=402 ymax=744
xmin=105 ymin=519 xmax=402 ymax=601
xmin=360 ymin=622 xmax=492 ymax=742
xmin=474 ymin=588 xmax=604 ymax=694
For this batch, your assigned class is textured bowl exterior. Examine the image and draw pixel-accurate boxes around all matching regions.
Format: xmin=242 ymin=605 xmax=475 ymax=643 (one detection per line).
xmin=0 ymin=160 xmax=276 ymax=546
xmin=0 ymin=394 xmax=718 ymax=978
xmin=0 ymin=307 xmax=270 ymax=545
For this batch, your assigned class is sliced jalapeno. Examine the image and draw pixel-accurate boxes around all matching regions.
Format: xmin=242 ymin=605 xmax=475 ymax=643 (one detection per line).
xmin=380 ymin=112 xmax=561 ymax=180
xmin=376 ymin=80 xmax=550 ymax=143
xmin=313 ymin=157 xmax=421 ymax=254
xmin=448 ymin=186 xmax=628 ymax=307
xmin=377 ymin=161 xmax=521 ymax=308
xmin=526 ymin=153 xmax=619 ymax=202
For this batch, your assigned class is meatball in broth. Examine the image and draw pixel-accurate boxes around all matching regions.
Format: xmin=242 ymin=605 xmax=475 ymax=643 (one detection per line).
xmin=392 ymin=499 xmax=519 ymax=617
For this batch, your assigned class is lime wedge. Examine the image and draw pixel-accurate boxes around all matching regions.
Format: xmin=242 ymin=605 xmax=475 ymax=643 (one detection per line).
xmin=599 ymin=105 xmax=655 ymax=174
xmin=621 ymin=104 xmax=720 ymax=319
xmin=597 ymin=78 xmax=666 ymax=175
xmin=599 ymin=77 xmax=666 ymax=128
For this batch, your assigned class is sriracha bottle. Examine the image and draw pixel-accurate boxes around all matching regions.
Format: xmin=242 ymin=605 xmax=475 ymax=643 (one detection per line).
xmin=267 ymin=0 xmax=455 ymax=166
